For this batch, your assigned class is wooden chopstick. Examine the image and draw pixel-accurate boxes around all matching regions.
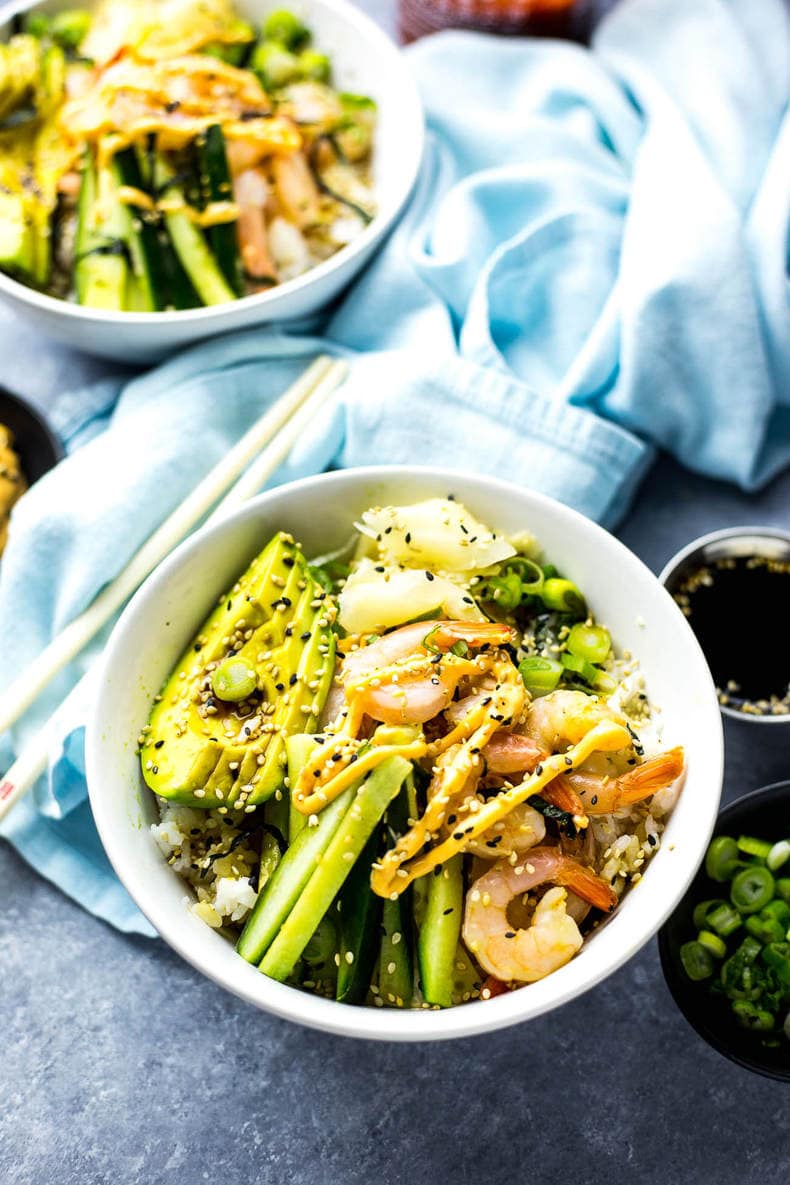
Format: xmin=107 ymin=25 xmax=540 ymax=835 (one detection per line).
xmin=0 ymin=356 xmax=348 ymax=824
xmin=0 ymin=354 xmax=336 ymax=739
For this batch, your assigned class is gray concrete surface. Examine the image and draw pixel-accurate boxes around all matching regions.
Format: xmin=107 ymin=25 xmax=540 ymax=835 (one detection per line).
xmin=1 ymin=1 xmax=789 ymax=1182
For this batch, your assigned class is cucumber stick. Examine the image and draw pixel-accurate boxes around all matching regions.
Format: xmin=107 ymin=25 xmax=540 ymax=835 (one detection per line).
xmin=336 ymin=830 xmax=383 ymax=1004
xmin=377 ymin=892 xmax=413 ymax=1007
xmin=152 ymin=154 xmax=235 ymax=306
xmin=198 ymin=125 xmax=243 ymax=295
xmin=418 ymin=854 xmax=464 ymax=1008
xmin=286 ymin=733 xmax=318 ymax=843
xmin=112 ymin=147 xmax=166 ymax=311
xmin=237 ymin=784 xmax=353 ymax=965
xmin=75 ymin=151 xmax=128 ymax=310
xmin=377 ymin=777 xmax=415 ymax=1006
xmin=260 ymin=756 xmax=412 ymax=982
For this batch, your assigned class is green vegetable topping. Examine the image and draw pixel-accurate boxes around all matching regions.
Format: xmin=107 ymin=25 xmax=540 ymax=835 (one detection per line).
xmin=566 ymin=622 xmax=611 ymax=665
xmin=262 ymin=9 xmax=311 ymax=50
xmin=680 ymin=940 xmax=714 ymax=981
xmin=705 ymin=835 xmax=740 ymax=882
xmin=518 ymin=656 xmax=563 ymax=696
xmin=540 ymin=578 xmax=587 ymax=619
xmin=730 ymin=865 xmax=775 ymax=914
xmin=683 ymin=831 xmax=790 ymax=1047
xmin=211 ymin=655 xmax=258 ymax=702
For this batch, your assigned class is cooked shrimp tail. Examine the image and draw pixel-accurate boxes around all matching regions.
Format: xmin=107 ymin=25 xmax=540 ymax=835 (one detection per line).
xmin=570 ymin=746 xmax=685 ymax=814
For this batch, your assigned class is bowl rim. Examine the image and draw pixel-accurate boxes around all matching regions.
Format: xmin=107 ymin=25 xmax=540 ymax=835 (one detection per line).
xmin=658 ymin=779 xmax=790 ymax=1082
xmin=0 ymin=385 xmax=63 ymax=481
xmin=659 ymin=525 xmax=790 ymax=727
xmin=0 ymin=0 xmax=425 ymax=326
xmin=86 ymin=465 xmax=724 ymax=1041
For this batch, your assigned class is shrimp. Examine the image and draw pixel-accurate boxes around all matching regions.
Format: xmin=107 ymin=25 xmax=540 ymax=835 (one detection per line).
xmin=566 ymin=747 xmax=685 ymax=814
xmin=482 ymin=730 xmax=543 ymax=775
xmin=341 ymin=620 xmax=516 ymax=727
xmin=524 ymin=689 xmax=625 ymax=750
xmin=463 ymin=846 xmax=616 ymax=982
xmin=524 ymin=690 xmax=684 ymax=815
xmin=271 ymin=150 xmax=320 ymax=228
xmin=233 ymin=168 xmax=277 ymax=285
xmin=467 ymin=801 xmax=546 ymax=859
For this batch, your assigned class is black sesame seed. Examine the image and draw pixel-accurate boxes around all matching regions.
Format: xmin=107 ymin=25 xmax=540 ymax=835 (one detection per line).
xmin=289 ymin=674 xmax=298 ymax=686
xmin=194 ymin=643 xmax=203 ymax=653
xmin=154 ymin=740 xmax=164 ymax=749
xmin=647 ymin=833 xmax=657 ymax=846
xmin=591 ymin=795 xmax=598 ymax=805
xmin=275 ymin=682 xmax=285 ymax=691
xmin=504 ymin=931 xmax=516 ymax=939
xmin=300 ymin=631 xmax=311 ymax=641
xmin=443 ymin=907 xmax=454 ymax=916
xmin=152 ymin=765 xmax=159 ymax=774
xmin=285 ymin=626 xmax=293 ymax=637
xmin=447 ymin=814 xmax=457 ymax=824
xmin=227 ymin=601 xmax=232 ymax=611
xmin=535 ymin=764 xmax=543 ymax=776
xmin=426 ymin=571 xmax=435 ymax=582
xmin=405 ymin=532 xmax=411 ymax=543
xmin=453 ymin=831 xmax=464 ymax=840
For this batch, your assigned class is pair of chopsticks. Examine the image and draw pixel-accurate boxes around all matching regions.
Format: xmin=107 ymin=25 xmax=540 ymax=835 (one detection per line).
xmin=0 ymin=354 xmax=348 ymax=824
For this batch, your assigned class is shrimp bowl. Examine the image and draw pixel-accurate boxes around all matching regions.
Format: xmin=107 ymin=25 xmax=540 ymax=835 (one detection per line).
xmin=86 ymin=467 xmax=724 ymax=1041
xmin=0 ymin=0 xmax=423 ymax=362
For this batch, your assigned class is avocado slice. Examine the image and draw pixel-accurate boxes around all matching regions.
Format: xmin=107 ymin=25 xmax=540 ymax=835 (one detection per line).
xmin=141 ymin=532 xmax=336 ymax=811
xmin=0 ymin=192 xmax=35 ymax=277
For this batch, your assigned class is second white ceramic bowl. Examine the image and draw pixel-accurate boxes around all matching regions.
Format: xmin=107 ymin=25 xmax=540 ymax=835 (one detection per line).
xmin=86 ymin=467 xmax=724 ymax=1040
xmin=0 ymin=0 xmax=424 ymax=362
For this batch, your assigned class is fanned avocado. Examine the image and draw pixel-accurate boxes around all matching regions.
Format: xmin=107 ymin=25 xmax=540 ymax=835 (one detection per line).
xmin=141 ymin=533 xmax=336 ymax=811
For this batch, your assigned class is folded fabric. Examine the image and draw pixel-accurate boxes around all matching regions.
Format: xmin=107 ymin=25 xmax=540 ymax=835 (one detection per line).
xmin=0 ymin=0 xmax=788 ymax=933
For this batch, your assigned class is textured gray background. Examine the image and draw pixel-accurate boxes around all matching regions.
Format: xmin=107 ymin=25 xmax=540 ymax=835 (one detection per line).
xmin=2 ymin=1 xmax=790 ymax=1182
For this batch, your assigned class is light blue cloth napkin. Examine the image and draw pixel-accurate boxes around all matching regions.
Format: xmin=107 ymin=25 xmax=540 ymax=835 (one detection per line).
xmin=1 ymin=0 xmax=788 ymax=933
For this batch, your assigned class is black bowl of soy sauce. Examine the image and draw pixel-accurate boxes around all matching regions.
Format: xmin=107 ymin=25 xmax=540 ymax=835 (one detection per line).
xmin=660 ymin=528 xmax=790 ymax=724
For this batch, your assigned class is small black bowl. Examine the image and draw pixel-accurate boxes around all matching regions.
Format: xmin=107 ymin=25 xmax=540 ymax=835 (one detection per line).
xmin=0 ymin=385 xmax=62 ymax=487
xmin=659 ymin=781 xmax=790 ymax=1081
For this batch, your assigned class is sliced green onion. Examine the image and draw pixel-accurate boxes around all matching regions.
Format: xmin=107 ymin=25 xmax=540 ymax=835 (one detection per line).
xmin=732 ymin=1000 xmax=775 ymax=1031
xmin=518 ymin=656 xmax=563 ymax=696
xmin=761 ymin=899 xmax=790 ymax=926
xmin=706 ymin=902 xmax=741 ymax=937
xmin=737 ymin=935 xmax=763 ymax=963
xmin=560 ymin=652 xmax=599 ymax=685
xmin=745 ymin=914 xmax=785 ymax=945
xmin=478 ymin=572 xmax=522 ymax=611
xmin=730 ymin=865 xmax=775 ymax=914
xmin=540 ymin=578 xmax=587 ymax=619
xmin=422 ymin=625 xmax=442 ymax=655
xmin=697 ymin=930 xmax=727 ymax=958
xmin=507 ymin=557 xmax=545 ymax=595
xmin=566 ymin=623 xmax=611 ymax=664
xmin=542 ymin=564 xmax=558 ymax=580
xmin=450 ymin=640 xmax=469 ymax=658
xmin=767 ymin=840 xmax=790 ymax=872
xmin=736 ymin=835 xmax=772 ymax=860
xmin=777 ymin=878 xmax=790 ymax=904
xmin=705 ymin=836 xmax=740 ymax=882
xmin=761 ymin=941 xmax=790 ymax=986
xmin=693 ymin=898 xmax=728 ymax=930
xmin=680 ymin=940 xmax=714 ymax=981
xmin=593 ymin=669 xmax=618 ymax=695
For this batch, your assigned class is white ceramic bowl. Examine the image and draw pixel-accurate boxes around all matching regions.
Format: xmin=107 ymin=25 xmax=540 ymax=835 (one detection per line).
xmin=86 ymin=468 xmax=724 ymax=1041
xmin=0 ymin=0 xmax=423 ymax=363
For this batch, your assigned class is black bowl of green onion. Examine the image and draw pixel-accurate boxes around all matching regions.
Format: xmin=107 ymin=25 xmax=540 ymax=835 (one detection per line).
xmin=659 ymin=781 xmax=790 ymax=1081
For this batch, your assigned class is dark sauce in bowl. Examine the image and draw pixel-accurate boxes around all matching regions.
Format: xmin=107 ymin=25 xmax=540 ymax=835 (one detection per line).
xmin=672 ymin=555 xmax=790 ymax=718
